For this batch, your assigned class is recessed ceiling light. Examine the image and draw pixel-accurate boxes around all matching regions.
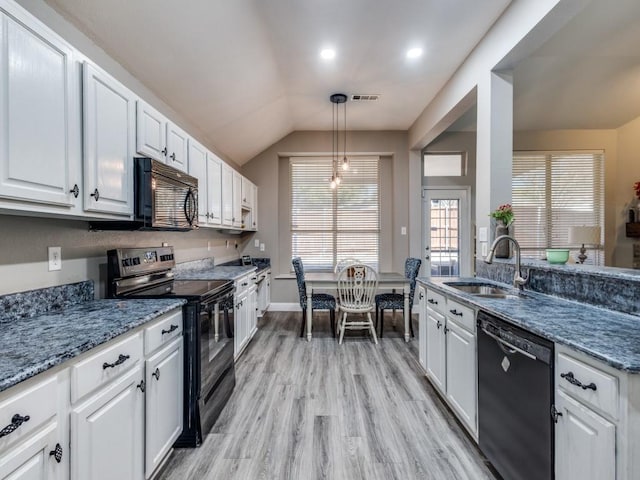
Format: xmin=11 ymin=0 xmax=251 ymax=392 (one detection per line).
xmin=320 ymin=48 xmax=336 ymax=60
xmin=406 ymin=48 xmax=423 ymax=59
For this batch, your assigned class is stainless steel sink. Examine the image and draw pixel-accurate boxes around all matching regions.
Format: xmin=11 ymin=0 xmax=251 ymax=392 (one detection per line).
xmin=444 ymin=282 xmax=524 ymax=300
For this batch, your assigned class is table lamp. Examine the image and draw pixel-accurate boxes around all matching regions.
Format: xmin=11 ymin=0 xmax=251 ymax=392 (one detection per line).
xmin=568 ymin=226 xmax=601 ymax=264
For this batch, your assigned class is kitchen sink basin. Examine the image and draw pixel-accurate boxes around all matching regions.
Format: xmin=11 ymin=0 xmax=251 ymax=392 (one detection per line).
xmin=443 ymin=282 xmax=524 ymax=300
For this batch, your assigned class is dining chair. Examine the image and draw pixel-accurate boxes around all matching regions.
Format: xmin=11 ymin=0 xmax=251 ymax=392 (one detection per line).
xmin=336 ymin=263 xmax=379 ymax=344
xmin=375 ymin=257 xmax=421 ymax=338
xmin=292 ymin=257 xmax=336 ymax=337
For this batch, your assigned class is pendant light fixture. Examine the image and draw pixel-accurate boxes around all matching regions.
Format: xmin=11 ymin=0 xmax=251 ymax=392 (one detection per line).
xmin=330 ymin=93 xmax=348 ymax=188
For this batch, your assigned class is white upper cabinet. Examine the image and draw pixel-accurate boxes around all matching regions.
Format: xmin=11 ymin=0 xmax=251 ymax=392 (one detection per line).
xmin=187 ymin=138 xmax=208 ymax=225
xmin=241 ymin=176 xmax=252 ymax=209
xmin=82 ymin=62 xmax=135 ymax=216
xmin=136 ymin=100 xmax=188 ymax=172
xmin=136 ymin=101 xmax=167 ymax=162
xmin=251 ymin=184 xmax=258 ymax=230
xmin=166 ymin=122 xmax=188 ymax=172
xmin=232 ymin=170 xmax=242 ymax=228
xmin=221 ymin=163 xmax=234 ymax=227
xmin=0 ymin=1 xmax=78 ymax=208
xmin=207 ymin=153 xmax=223 ymax=226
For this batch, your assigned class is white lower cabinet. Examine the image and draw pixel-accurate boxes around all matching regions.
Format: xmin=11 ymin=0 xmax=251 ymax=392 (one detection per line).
xmin=555 ymin=389 xmax=615 ymax=480
xmin=71 ymin=364 xmax=144 ymax=480
xmin=420 ymin=285 xmax=477 ymax=437
xmin=233 ymin=273 xmax=258 ymax=359
xmin=144 ymin=337 xmax=183 ymax=479
xmin=0 ymin=422 xmax=61 ymax=480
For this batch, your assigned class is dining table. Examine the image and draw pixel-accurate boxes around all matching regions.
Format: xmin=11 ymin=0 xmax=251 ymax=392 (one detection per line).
xmin=304 ymin=271 xmax=411 ymax=342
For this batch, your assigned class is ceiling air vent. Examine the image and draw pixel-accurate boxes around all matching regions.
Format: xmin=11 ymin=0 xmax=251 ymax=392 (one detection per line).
xmin=350 ymin=94 xmax=380 ymax=101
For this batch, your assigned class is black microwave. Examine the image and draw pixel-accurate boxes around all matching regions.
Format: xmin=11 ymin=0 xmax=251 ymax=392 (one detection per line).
xmin=90 ymin=158 xmax=198 ymax=231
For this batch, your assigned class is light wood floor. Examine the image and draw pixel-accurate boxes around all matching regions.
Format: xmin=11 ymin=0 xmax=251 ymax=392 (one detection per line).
xmin=158 ymin=311 xmax=497 ymax=480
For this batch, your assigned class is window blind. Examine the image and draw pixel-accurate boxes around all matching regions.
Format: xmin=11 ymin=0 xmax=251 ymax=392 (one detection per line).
xmin=290 ymin=156 xmax=379 ymax=271
xmin=512 ymin=151 xmax=604 ymax=264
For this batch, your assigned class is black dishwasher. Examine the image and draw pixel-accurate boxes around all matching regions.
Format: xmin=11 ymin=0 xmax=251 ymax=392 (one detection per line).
xmin=477 ymin=310 xmax=554 ymax=480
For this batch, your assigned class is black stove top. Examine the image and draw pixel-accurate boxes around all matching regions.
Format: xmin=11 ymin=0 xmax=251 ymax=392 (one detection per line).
xmin=123 ymin=279 xmax=233 ymax=302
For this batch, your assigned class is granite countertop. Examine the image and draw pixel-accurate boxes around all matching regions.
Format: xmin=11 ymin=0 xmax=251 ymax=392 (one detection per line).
xmin=418 ymin=276 xmax=640 ymax=373
xmin=0 ymin=298 xmax=185 ymax=392
xmin=175 ymin=262 xmax=258 ymax=281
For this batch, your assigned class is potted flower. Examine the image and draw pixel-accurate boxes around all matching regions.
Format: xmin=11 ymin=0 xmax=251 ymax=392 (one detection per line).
xmin=489 ymin=204 xmax=515 ymax=227
xmin=489 ymin=204 xmax=514 ymax=258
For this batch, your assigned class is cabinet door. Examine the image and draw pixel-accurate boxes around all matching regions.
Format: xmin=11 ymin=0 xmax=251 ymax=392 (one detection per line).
xmin=83 ymin=62 xmax=135 ymax=216
xmin=166 ymin=122 xmax=188 ymax=172
xmin=417 ymin=286 xmax=427 ymax=371
xmin=425 ymin=308 xmax=446 ymax=393
xmin=136 ymin=100 xmax=167 ymax=162
xmin=145 ymin=338 xmax=183 ymax=479
xmin=445 ymin=319 xmax=477 ymax=434
xmin=221 ymin=163 xmax=234 ymax=226
xmin=187 ymin=139 xmax=208 ymax=225
xmin=206 ymin=154 xmax=222 ymax=226
xmin=71 ymin=364 xmax=144 ymax=480
xmin=0 ymin=422 xmax=62 ymax=480
xmin=248 ymin=285 xmax=257 ymax=337
xmin=232 ymin=171 xmax=242 ymax=228
xmin=241 ymin=177 xmax=252 ymax=209
xmin=0 ymin=6 xmax=76 ymax=207
xmin=251 ymin=184 xmax=258 ymax=230
xmin=555 ymin=390 xmax=615 ymax=480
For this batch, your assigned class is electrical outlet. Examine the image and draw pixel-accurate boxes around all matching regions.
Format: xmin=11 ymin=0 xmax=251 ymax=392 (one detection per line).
xmin=481 ymin=242 xmax=488 ymax=257
xmin=401 ymin=226 xmax=407 ymax=235
xmin=207 ymin=241 xmax=211 ymax=252
xmin=260 ymin=243 xmax=265 ymax=252
xmin=254 ymin=239 xmax=260 ymax=248
xmin=48 ymin=246 xmax=61 ymax=271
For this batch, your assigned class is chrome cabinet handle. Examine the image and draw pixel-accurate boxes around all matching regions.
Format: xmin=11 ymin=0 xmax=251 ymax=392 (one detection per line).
xmin=560 ymin=371 xmax=597 ymax=391
xmin=0 ymin=414 xmax=30 ymax=438
xmin=102 ymin=354 xmax=130 ymax=369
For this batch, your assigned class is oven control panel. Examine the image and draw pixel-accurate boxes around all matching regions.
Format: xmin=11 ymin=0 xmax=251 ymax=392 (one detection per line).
xmin=107 ymin=246 xmax=176 ymax=278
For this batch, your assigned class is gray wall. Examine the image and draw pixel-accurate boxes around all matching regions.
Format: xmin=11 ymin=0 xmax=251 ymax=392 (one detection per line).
xmin=241 ymin=130 xmax=412 ymax=304
xmin=0 ymin=214 xmax=249 ymax=297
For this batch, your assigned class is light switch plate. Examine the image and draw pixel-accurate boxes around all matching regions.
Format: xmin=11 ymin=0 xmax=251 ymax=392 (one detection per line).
xmin=254 ymin=239 xmax=260 ymax=248
xmin=48 ymin=246 xmax=61 ymax=271
xmin=260 ymin=243 xmax=265 ymax=252
xmin=479 ymin=227 xmax=488 ymax=242
xmin=401 ymin=226 xmax=407 ymax=235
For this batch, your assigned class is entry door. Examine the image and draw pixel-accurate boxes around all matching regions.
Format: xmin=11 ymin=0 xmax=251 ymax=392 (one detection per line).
xmin=423 ymin=188 xmax=471 ymax=277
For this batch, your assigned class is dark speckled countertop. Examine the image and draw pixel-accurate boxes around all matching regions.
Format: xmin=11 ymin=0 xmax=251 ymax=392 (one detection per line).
xmin=418 ymin=277 xmax=640 ymax=372
xmin=0 ymin=298 xmax=185 ymax=392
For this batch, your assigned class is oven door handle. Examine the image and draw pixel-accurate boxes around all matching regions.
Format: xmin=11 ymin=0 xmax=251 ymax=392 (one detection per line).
xmin=481 ymin=327 xmax=537 ymax=361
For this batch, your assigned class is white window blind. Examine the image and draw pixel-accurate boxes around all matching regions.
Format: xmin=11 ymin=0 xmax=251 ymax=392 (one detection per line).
xmin=512 ymin=151 xmax=604 ymax=264
xmin=290 ymin=156 xmax=379 ymax=271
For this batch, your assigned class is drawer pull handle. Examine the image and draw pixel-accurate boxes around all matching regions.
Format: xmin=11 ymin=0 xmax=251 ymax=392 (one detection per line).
xmin=428 ymin=298 xmax=438 ymax=305
xmin=137 ymin=380 xmax=146 ymax=392
xmin=50 ymin=443 xmax=63 ymax=463
xmin=560 ymin=371 xmax=597 ymax=391
xmin=162 ymin=324 xmax=179 ymax=335
xmin=419 ymin=292 xmax=424 ymax=300
xmin=0 ymin=414 xmax=30 ymax=438
xmin=103 ymin=354 xmax=130 ymax=369
xmin=152 ymin=368 xmax=161 ymax=381
xmin=449 ymin=309 xmax=463 ymax=317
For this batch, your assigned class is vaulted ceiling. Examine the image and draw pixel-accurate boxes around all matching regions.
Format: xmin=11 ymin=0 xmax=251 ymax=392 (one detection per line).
xmin=43 ymin=0 xmax=511 ymax=164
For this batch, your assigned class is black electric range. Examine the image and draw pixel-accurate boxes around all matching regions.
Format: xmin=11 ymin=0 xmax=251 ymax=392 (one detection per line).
xmin=107 ymin=247 xmax=235 ymax=447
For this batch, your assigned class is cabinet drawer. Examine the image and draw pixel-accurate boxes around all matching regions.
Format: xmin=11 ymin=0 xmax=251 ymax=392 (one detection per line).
xmin=425 ymin=289 xmax=445 ymax=314
xmin=235 ymin=274 xmax=253 ymax=295
xmin=71 ymin=332 xmax=143 ymax=403
xmin=556 ymin=352 xmax=619 ymax=419
xmin=0 ymin=375 xmax=57 ymax=452
xmin=144 ymin=309 xmax=183 ymax=355
xmin=446 ymin=299 xmax=475 ymax=333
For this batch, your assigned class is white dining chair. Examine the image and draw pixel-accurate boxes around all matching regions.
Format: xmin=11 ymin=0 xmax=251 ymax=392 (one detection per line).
xmin=336 ymin=263 xmax=379 ymax=344
xmin=334 ymin=257 xmax=360 ymax=273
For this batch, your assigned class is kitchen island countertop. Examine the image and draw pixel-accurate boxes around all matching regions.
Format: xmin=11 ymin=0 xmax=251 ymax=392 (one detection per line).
xmin=418 ymin=276 xmax=640 ymax=372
